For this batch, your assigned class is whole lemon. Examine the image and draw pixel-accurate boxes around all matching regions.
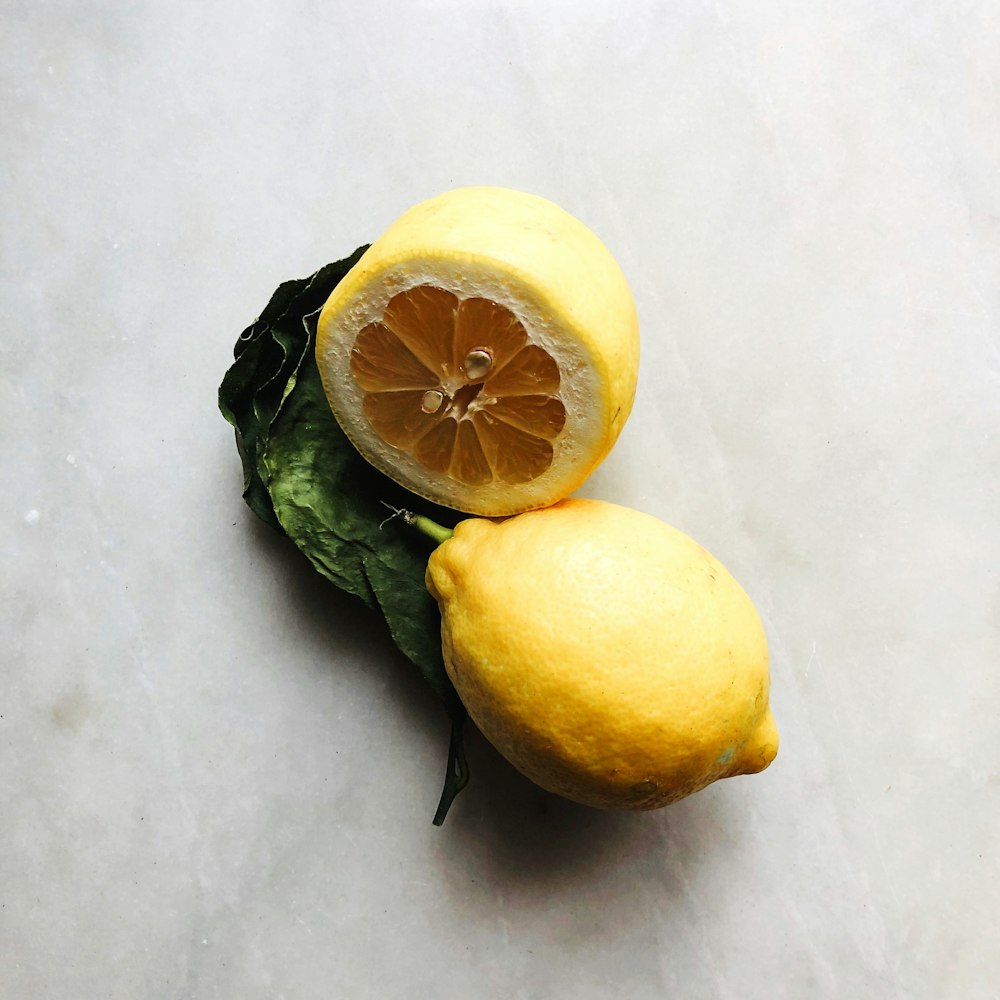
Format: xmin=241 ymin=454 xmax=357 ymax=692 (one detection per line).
xmin=425 ymin=498 xmax=778 ymax=809
xmin=316 ymin=187 xmax=639 ymax=516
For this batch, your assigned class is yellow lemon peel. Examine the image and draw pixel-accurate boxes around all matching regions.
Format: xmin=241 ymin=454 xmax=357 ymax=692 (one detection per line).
xmin=425 ymin=498 xmax=778 ymax=809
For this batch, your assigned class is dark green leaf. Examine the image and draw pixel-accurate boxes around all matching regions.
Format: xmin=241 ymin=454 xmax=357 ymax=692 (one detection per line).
xmin=219 ymin=250 xmax=469 ymax=823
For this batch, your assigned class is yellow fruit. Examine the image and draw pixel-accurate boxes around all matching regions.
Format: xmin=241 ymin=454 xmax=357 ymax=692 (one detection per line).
xmin=425 ymin=498 xmax=778 ymax=809
xmin=316 ymin=187 xmax=639 ymax=516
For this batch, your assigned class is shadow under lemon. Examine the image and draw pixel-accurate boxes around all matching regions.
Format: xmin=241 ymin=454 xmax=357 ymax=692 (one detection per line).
xmin=237 ymin=495 xmax=740 ymax=884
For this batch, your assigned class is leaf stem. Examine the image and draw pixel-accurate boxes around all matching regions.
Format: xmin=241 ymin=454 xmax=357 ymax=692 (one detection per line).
xmin=380 ymin=503 xmax=455 ymax=545
xmin=406 ymin=512 xmax=454 ymax=545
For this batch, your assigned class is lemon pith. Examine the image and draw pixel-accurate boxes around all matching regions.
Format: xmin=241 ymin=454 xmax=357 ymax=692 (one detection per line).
xmin=315 ymin=187 xmax=639 ymax=516
xmin=426 ymin=498 xmax=779 ymax=809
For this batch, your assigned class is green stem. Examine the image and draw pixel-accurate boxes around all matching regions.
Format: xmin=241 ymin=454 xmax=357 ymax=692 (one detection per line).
xmin=402 ymin=510 xmax=454 ymax=545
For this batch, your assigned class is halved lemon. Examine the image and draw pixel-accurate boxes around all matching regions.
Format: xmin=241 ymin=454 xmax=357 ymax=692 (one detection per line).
xmin=315 ymin=187 xmax=639 ymax=515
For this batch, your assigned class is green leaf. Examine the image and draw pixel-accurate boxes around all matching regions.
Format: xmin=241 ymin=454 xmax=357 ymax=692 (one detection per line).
xmin=219 ymin=250 xmax=469 ymax=824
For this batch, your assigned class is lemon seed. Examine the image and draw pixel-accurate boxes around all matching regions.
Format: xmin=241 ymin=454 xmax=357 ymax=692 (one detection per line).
xmin=463 ymin=349 xmax=493 ymax=380
xmin=420 ymin=389 xmax=445 ymax=413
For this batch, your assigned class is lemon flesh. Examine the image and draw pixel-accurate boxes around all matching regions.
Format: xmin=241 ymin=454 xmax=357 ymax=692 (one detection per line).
xmin=426 ymin=498 xmax=779 ymax=810
xmin=316 ymin=187 xmax=639 ymax=516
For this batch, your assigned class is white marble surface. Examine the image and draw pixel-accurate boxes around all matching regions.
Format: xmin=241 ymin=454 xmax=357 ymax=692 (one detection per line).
xmin=3 ymin=2 xmax=999 ymax=997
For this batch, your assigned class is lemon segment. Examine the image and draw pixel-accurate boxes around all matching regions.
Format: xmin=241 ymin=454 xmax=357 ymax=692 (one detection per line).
xmin=425 ymin=498 xmax=778 ymax=810
xmin=316 ymin=187 xmax=639 ymax=516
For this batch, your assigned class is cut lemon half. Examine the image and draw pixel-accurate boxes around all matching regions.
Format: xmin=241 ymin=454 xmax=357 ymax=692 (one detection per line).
xmin=315 ymin=187 xmax=639 ymax=515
